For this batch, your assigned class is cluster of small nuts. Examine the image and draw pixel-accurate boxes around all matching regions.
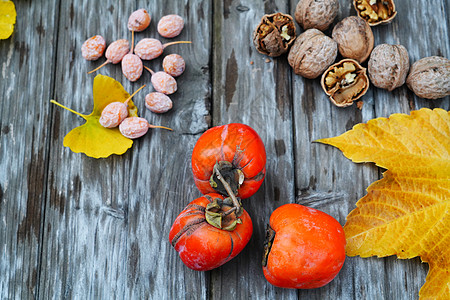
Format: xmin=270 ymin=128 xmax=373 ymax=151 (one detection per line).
xmin=82 ymin=9 xmax=190 ymax=115
xmin=253 ymin=0 xmax=450 ymax=107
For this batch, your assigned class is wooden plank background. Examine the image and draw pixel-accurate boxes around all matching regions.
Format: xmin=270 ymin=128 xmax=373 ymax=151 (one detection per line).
xmin=0 ymin=0 xmax=448 ymax=299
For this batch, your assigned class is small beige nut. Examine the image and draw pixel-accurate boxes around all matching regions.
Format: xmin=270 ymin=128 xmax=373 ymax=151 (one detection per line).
xmin=295 ymin=0 xmax=339 ymax=31
xmin=321 ymin=59 xmax=370 ymax=107
xmin=406 ymin=56 xmax=450 ymax=99
xmin=288 ymin=29 xmax=337 ymax=79
xmin=353 ymin=0 xmax=397 ymax=26
xmin=332 ymin=16 xmax=374 ymax=63
xmin=253 ymin=13 xmax=297 ymax=57
xmin=368 ymin=44 xmax=409 ymax=91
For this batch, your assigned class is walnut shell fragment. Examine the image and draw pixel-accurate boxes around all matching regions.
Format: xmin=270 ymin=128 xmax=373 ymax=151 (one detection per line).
xmin=406 ymin=56 xmax=450 ymax=99
xmin=368 ymin=44 xmax=409 ymax=91
xmin=253 ymin=12 xmax=297 ymax=57
xmin=332 ymin=16 xmax=374 ymax=63
xmin=353 ymin=0 xmax=397 ymax=26
xmin=288 ymin=29 xmax=337 ymax=79
xmin=321 ymin=59 xmax=370 ymax=107
xmin=295 ymin=0 xmax=339 ymax=31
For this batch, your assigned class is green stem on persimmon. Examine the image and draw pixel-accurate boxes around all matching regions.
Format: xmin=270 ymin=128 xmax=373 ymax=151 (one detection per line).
xmin=50 ymin=100 xmax=88 ymax=120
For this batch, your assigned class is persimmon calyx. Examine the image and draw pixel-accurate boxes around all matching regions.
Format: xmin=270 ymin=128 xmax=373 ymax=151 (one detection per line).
xmin=210 ymin=162 xmax=243 ymax=216
xmin=209 ymin=161 xmax=244 ymax=196
xmin=205 ymin=198 xmax=242 ymax=231
xmin=262 ymin=225 xmax=276 ymax=267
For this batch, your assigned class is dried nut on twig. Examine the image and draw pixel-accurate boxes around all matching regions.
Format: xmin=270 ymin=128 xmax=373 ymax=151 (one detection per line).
xmin=295 ymin=0 xmax=339 ymax=31
xmin=321 ymin=59 xmax=369 ymax=107
xmin=253 ymin=12 xmax=297 ymax=57
xmin=288 ymin=29 xmax=337 ymax=79
xmin=332 ymin=16 xmax=374 ymax=63
xmin=368 ymin=44 xmax=409 ymax=91
xmin=353 ymin=0 xmax=397 ymax=26
xmin=406 ymin=56 xmax=450 ymax=99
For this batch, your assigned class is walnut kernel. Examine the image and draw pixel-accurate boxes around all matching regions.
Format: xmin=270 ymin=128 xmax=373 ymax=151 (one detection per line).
xmin=406 ymin=56 xmax=450 ymax=99
xmin=332 ymin=16 xmax=374 ymax=63
xmin=253 ymin=13 xmax=297 ymax=57
xmin=321 ymin=59 xmax=370 ymax=107
xmin=354 ymin=0 xmax=397 ymax=26
xmin=288 ymin=29 xmax=337 ymax=79
xmin=295 ymin=0 xmax=339 ymax=31
xmin=368 ymin=44 xmax=409 ymax=91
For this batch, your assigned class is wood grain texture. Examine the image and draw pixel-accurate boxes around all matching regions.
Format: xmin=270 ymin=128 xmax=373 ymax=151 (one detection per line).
xmin=0 ymin=0 xmax=448 ymax=299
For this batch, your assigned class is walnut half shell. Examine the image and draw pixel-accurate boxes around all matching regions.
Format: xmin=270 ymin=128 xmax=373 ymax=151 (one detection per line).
xmin=406 ymin=56 xmax=450 ymax=99
xmin=321 ymin=59 xmax=370 ymax=107
xmin=253 ymin=13 xmax=297 ymax=57
xmin=353 ymin=0 xmax=397 ymax=26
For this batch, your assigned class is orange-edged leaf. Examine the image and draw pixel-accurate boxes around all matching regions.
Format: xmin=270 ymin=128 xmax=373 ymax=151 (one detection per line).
xmin=53 ymin=74 xmax=139 ymax=158
xmin=317 ymin=108 xmax=450 ymax=299
xmin=0 ymin=1 xmax=16 ymax=39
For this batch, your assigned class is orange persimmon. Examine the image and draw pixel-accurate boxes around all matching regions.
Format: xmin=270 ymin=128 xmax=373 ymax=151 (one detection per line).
xmin=263 ymin=203 xmax=346 ymax=289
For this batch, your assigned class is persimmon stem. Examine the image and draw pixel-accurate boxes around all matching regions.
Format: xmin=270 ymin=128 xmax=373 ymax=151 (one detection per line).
xmin=87 ymin=60 xmax=109 ymax=74
xmin=124 ymin=84 xmax=146 ymax=105
xmin=143 ymin=65 xmax=154 ymax=75
xmin=50 ymin=100 xmax=88 ymax=120
xmin=163 ymin=41 xmax=192 ymax=49
xmin=222 ymin=206 xmax=237 ymax=217
xmin=148 ymin=124 xmax=173 ymax=131
xmin=213 ymin=165 xmax=241 ymax=212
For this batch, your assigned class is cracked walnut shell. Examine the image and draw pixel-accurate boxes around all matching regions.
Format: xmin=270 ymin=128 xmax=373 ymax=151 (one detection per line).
xmin=253 ymin=12 xmax=297 ymax=57
xmin=368 ymin=44 xmax=409 ymax=91
xmin=321 ymin=59 xmax=370 ymax=107
xmin=353 ymin=0 xmax=397 ymax=26
xmin=406 ymin=56 xmax=450 ymax=99
xmin=332 ymin=16 xmax=374 ymax=63
xmin=288 ymin=29 xmax=337 ymax=79
xmin=295 ymin=0 xmax=339 ymax=31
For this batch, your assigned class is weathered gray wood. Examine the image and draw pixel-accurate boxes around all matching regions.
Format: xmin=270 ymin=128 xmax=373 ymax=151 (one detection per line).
xmin=0 ymin=0 xmax=449 ymax=299
xmin=210 ymin=1 xmax=296 ymax=299
xmin=0 ymin=1 xmax=59 ymax=299
xmin=39 ymin=0 xmax=210 ymax=299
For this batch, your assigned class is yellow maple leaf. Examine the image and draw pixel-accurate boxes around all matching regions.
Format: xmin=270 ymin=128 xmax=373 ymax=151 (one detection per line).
xmin=0 ymin=0 xmax=16 ymax=39
xmin=317 ymin=108 xmax=450 ymax=299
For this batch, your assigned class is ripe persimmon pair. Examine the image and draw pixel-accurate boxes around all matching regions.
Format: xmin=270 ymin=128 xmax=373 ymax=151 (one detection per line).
xmin=169 ymin=123 xmax=346 ymax=289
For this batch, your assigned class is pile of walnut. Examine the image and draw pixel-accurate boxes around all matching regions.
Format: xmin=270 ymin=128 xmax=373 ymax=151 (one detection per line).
xmin=253 ymin=0 xmax=450 ymax=108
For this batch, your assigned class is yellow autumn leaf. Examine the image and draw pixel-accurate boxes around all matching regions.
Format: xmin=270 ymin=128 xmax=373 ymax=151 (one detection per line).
xmin=317 ymin=108 xmax=450 ymax=299
xmin=51 ymin=74 xmax=140 ymax=158
xmin=0 ymin=0 xmax=16 ymax=39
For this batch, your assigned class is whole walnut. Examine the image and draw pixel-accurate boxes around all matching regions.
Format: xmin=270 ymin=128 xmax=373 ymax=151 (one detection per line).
xmin=332 ymin=16 xmax=374 ymax=63
xmin=406 ymin=56 xmax=450 ymax=99
xmin=295 ymin=0 xmax=339 ymax=31
xmin=368 ymin=44 xmax=409 ymax=91
xmin=288 ymin=29 xmax=337 ymax=79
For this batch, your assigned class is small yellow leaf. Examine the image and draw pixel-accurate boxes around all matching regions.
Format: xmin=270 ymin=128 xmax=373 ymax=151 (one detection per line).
xmin=318 ymin=108 xmax=450 ymax=299
xmin=52 ymin=74 xmax=139 ymax=158
xmin=0 ymin=1 xmax=16 ymax=39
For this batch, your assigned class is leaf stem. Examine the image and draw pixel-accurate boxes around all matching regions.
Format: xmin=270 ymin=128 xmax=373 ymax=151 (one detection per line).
xmin=50 ymin=100 xmax=88 ymax=120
